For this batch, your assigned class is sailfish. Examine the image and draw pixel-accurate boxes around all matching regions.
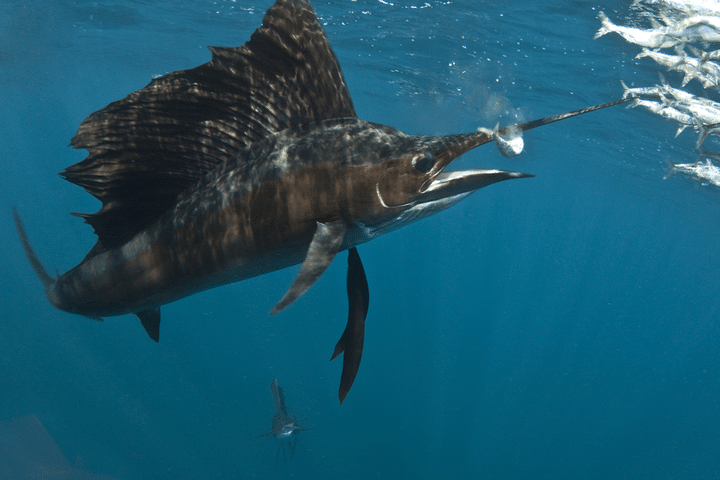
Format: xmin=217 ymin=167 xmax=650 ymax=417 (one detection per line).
xmin=259 ymin=379 xmax=307 ymax=462
xmin=13 ymin=0 xmax=631 ymax=403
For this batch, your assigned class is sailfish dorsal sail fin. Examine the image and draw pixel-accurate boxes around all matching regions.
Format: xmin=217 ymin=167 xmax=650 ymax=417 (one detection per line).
xmin=63 ymin=0 xmax=357 ymax=256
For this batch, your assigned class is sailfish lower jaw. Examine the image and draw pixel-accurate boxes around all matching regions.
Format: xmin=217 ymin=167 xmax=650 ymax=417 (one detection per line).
xmin=419 ymin=169 xmax=534 ymax=203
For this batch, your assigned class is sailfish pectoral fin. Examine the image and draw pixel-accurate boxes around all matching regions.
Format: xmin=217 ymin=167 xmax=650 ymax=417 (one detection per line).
xmin=136 ymin=307 xmax=161 ymax=342
xmin=330 ymin=247 xmax=369 ymax=404
xmin=270 ymin=220 xmax=347 ymax=314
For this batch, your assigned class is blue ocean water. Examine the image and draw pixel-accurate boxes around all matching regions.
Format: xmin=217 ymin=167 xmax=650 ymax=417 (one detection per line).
xmin=1 ymin=0 xmax=719 ymax=478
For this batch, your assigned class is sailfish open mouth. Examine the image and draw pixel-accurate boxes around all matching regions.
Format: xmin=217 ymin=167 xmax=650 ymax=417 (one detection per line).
xmin=412 ymin=128 xmax=533 ymax=206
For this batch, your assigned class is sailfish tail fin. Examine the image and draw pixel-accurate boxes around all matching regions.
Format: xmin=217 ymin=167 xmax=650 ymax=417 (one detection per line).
xmin=12 ymin=208 xmax=54 ymax=289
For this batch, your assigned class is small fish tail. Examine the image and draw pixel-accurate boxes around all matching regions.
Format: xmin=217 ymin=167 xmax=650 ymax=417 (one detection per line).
xmin=594 ymin=12 xmax=611 ymax=39
xmin=693 ymin=116 xmax=711 ymax=148
xmin=620 ymin=80 xmax=631 ymax=99
xmin=663 ymin=158 xmax=677 ymax=179
xmin=635 ymin=47 xmax=650 ymax=59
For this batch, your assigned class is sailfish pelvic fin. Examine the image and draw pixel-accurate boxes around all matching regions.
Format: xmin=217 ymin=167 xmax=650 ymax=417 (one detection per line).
xmin=331 ymin=246 xmax=369 ymax=403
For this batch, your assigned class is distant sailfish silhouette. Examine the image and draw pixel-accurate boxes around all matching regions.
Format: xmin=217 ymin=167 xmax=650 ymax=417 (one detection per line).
xmin=260 ymin=379 xmax=306 ymax=463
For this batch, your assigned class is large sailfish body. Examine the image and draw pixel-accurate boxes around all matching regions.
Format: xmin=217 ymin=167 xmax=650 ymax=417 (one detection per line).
xmin=14 ymin=0 xmax=631 ymax=403
xmin=44 ymin=118 xmax=516 ymax=318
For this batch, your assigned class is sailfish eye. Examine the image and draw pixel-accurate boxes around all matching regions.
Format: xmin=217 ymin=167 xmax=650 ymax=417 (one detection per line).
xmin=412 ymin=152 xmax=435 ymax=173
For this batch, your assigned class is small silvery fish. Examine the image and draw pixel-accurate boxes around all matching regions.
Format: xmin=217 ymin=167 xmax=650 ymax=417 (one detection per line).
xmin=665 ymin=157 xmax=720 ymax=186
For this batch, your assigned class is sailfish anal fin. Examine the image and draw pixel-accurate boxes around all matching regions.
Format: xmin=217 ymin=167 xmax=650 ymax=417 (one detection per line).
xmin=136 ymin=307 xmax=161 ymax=342
xmin=63 ymin=0 xmax=357 ymax=257
xmin=270 ymin=220 xmax=347 ymax=314
xmin=330 ymin=247 xmax=369 ymax=404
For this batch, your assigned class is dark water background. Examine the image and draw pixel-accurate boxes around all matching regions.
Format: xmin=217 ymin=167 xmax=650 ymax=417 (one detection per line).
xmin=1 ymin=1 xmax=719 ymax=478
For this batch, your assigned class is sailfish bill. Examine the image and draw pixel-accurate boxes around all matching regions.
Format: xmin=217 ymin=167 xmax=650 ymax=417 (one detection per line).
xmin=12 ymin=0 xmax=631 ymax=403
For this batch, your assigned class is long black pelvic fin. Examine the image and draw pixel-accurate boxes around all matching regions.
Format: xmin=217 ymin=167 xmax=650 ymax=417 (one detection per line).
xmin=12 ymin=208 xmax=54 ymax=289
xmin=496 ymin=96 xmax=636 ymax=138
xmin=270 ymin=220 xmax=347 ymax=314
xmin=330 ymin=246 xmax=369 ymax=404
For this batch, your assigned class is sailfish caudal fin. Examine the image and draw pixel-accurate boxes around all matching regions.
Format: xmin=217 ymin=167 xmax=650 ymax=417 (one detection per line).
xmin=12 ymin=208 xmax=54 ymax=290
